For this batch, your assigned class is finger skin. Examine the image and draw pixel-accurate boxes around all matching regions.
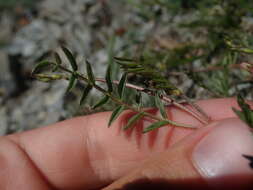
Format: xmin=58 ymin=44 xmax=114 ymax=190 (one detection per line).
xmin=0 ymin=138 xmax=52 ymax=190
xmin=104 ymin=119 xmax=253 ymax=190
xmin=0 ymin=98 xmax=242 ymax=189
xmin=103 ymin=124 xmax=212 ymax=190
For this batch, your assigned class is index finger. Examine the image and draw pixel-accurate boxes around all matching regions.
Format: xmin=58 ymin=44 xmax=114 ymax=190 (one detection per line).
xmin=1 ymin=98 xmax=241 ymax=189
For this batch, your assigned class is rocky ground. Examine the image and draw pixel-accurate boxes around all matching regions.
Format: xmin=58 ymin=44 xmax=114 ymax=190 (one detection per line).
xmin=0 ymin=0 xmax=157 ymax=135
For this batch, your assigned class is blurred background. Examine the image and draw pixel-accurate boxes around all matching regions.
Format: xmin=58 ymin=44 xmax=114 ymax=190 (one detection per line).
xmin=1 ymin=0 xmax=253 ymax=135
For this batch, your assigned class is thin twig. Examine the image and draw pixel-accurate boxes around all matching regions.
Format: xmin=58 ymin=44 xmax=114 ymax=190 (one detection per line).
xmin=181 ymin=94 xmax=211 ymax=122
xmin=56 ymin=64 xmax=197 ymax=129
xmin=95 ymin=78 xmax=209 ymax=124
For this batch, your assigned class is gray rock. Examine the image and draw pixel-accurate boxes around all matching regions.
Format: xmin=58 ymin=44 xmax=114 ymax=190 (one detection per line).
xmin=0 ymin=13 xmax=13 ymax=44
xmin=6 ymin=81 xmax=67 ymax=131
xmin=8 ymin=19 xmax=60 ymax=67
xmin=0 ymin=108 xmax=8 ymax=135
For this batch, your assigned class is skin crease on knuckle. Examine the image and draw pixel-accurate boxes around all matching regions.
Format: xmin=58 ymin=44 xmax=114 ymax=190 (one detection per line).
xmin=0 ymin=137 xmax=52 ymax=190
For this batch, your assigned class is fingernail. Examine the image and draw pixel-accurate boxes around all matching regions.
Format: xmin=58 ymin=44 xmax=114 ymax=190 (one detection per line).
xmin=192 ymin=118 xmax=253 ymax=188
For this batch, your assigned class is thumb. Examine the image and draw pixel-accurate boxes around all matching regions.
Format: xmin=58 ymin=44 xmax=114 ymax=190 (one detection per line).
xmin=104 ymin=118 xmax=253 ymax=190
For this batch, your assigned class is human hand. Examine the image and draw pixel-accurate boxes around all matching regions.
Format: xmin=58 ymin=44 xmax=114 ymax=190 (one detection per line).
xmin=0 ymin=98 xmax=253 ymax=189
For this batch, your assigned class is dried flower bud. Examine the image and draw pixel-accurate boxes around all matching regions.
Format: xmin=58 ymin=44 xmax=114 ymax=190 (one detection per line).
xmin=33 ymin=74 xmax=64 ymax=82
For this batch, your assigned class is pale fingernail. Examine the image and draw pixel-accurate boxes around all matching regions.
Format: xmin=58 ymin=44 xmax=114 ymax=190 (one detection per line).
xmin=192 ymin=118 xmax=253 ymax=188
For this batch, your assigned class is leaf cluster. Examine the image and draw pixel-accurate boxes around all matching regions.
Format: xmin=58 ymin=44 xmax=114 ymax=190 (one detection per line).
xmin=114 ymin=57 xmax=182 ymax=96
xmin=32 ymin=47 xmax=197 ymax=133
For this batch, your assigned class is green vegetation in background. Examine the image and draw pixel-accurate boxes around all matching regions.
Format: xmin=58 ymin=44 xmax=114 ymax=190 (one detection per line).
xmin=120 ymin=0 xmax=253 ymax=98
xmin=0 ymin=0 xmax=37 ymax=9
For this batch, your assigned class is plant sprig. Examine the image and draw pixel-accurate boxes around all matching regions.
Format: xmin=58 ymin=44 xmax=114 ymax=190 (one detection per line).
xmin=233 ymin=94 xmax=253 ymax=129
xmin=32 ymin=47 xmax=210 ymax=133
xmin=114 ymin=56 xmax=210 ymax=124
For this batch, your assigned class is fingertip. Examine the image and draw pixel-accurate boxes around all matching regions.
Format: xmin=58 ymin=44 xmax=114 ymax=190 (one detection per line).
xmin=192 ymin=118 xmax=253 ymax=189
xmin=105 ymin=118 xmax=253 ymax=189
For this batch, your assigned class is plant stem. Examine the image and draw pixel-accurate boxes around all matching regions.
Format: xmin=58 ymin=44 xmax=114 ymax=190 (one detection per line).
xmin=181 ymin=94 xmax=210 ymax=122
xmin=95 ymin=78 xmax=209 ymax=124
xmin=57 ymin=64 xmax=197 ymax=129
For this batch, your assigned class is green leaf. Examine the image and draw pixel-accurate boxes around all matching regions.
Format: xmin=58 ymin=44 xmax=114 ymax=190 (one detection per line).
xmin=143 ymin=121 xmax=170 ymax=133
xmin=123 ymin=112 xmax=144 ymax=130
xmin=114 ymin=57 xmax=138 ymax=68
xmin=92 ymin=95 xmax=109 ymax=109
xmin=80 ymin=85 xmax=93 ymax=105
xmin=127 ymin=68 xmax=145 ymax=73
xmin=135 ymin=92 xmax=142 ymax=109
xmin=52 ymin=65 xmax=59 ymax=72
xmin=233 ymin=107 xmax=247 ymax=123
xmin=32 ymin=61 xmax=52 ymax=74
xmin=233 ymin=95 xmax=253 ymax=128
xmin=117 ymin=62 xmax=139 ymax=68
xmin=107 ymin=35 xmax=119 ymax=80
xmin=86 ymin=60 xmax=95 ymax=84
xmin=114 ymin=57 xmax=135 ymax=62
xmin=108 ymin=105 xmax=125 ymax=127
xmin=155 ymin=92 xmax=167 ymax=119
xmin=66 ymin=74 xmax=76 ymax=92
xmin=135 ymin=92 xmax=142 ymax=104
xmin=62 ymin=46 xmax=78 ymax=71
xmin=52 ymin=53 xmax=61 ymax=72
xmin=242 ymin=155 xmax=253 ymax=169
xmin=237 ymin=94 xmax=250 ymax=110
xmin=54 ymin=52 xmax=62 ymax=65
xmin=118 ymin=73 xmax=127 ymax=99
xmin=106 ymin=65 xmax=113 ymax=92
